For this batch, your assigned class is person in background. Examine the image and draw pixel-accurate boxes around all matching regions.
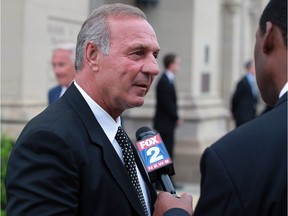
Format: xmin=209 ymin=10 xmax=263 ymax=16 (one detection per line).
xmin=6 ymin=4 xmax=161 ymax=215
xmin=154 ymin=0 xmax=287 ymax=215
xmin=231 ymin=59 xmax=259 ymax=127
xmin=48 ymin=43 xmax=76 ymax=105
xmin=153 ymin=54 xmax=182 ymax=160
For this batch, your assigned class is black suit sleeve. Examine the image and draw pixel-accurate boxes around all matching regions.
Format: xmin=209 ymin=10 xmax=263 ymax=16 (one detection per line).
xmin=231 ymin=81 xmax=245 ymax=115
xmin=163 ymin=208 xmax=190 ymax=216
xmin=156 ymin=78 xmax=178 ymax=122
xmin=194 ymin=147 xmax=244 ymax=216
xmin=6 ymin=130 xmax=79 ymax=215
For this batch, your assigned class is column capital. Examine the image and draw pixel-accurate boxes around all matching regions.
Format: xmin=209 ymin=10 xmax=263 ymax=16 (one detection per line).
xmin=222 ymin=0 xmax=241 ymax=14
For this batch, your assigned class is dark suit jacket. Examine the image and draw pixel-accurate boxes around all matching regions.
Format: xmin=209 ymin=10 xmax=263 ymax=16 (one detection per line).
xmin=6 ymin=83 xmax=157 ymax=216
xmin=48 ymin=85 xmax=62 ymax=105
xmin=231 ymin=76 xmax=258 ymax=126
xmin=153 ymin=73 xmax=178 ymax=133
xmin=165 ymin=93 xmax=287 ymax=216
xmin=194 ymin=93 xmax=287 ymax=216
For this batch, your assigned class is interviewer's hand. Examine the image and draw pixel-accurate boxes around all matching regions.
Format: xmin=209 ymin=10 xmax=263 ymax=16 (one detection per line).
xmin=153 ymin=192 xmax=193 ymax=216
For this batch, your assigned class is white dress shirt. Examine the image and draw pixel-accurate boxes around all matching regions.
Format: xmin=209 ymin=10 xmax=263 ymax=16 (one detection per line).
xmin=59 ymin=86 xmax=67 ymax=98
xmin=74 ymin=81 xmax=151 ymax=215
xmin=165 ymin=70 xmax=175 ymax=84
xmin=246 ymin=73 xmax=258 ymax=97
xmin=279 ymin=82 xmax=288 ymax=98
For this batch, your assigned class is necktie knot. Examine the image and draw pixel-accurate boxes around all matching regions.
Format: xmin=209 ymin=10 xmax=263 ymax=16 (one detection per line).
xmin=115 ymin=127 xmax=132 ymax=148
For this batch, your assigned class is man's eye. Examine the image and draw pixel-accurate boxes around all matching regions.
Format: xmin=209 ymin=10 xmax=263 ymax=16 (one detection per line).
xmin=153 ymin=52 xmax=158 ymax=59
xmin=129 ymin=51 xmax=145 ymax=60
xmin=134 ymin=51 xmax=145 ymax=57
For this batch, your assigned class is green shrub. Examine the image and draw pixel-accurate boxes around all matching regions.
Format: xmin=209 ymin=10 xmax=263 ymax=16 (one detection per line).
xmin=1 ymin=135 xmax=14 ymax=214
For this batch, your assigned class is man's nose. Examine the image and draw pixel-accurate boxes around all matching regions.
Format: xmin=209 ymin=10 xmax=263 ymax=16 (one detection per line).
xmin=54 ymin=66 xmax=63 ymax=74
xmin=142 ymin=54 xmax=160 ymax=76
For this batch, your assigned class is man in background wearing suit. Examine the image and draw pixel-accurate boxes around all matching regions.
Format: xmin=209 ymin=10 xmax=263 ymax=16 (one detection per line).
xmin=6 ymin=4 xmax=160 ymax=215
xmin=48 ymin=43 xmax=76 ymax=105
xmin=154 ymin=0 xmax=287 ymax=215
xmin=231 ymin=59 xmax=259 ymax=127
xmin=153 ymin=54 xmax=182 ymax=160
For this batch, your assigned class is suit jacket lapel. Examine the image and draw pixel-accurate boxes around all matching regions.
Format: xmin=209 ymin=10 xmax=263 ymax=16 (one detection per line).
xmin=133 ymin=145 xmax=157 ymax=213
xmin=99 ymin=136 xmax=146 ymax=216
xmin=56 ymin=86 xmax=62 ymax=98
xmin=63 ymin=83 xmax=147 ymax=216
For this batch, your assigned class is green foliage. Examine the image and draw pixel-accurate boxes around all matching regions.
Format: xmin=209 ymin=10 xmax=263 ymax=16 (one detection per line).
xmin=1 ymin=135 xmax=14 ymax=213
xmin=1 ymin=209 xmax=6 ymax=216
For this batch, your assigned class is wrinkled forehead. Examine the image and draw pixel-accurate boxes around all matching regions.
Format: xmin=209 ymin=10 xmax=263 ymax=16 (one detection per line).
xmin=107 ymin=15 xmax=152 ymax=32
xmin=108 ymin=16 xmax=159 ymax=46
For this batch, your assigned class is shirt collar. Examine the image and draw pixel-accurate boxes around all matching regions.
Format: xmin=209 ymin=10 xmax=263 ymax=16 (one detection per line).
xmin=279 ymin=82 xmax=288 ymax=98
xmin=74 ymin=81 xmax=121 ymax=143
xmin=165 ymin=70 xmax=175 ymax=83
xmin=60 ymin=86 xmax=67 ymax=97
xmin=245 ymin=72 xmax=254 ymax=82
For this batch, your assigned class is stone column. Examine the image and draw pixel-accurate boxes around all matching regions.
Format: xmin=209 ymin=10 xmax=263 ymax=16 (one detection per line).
xmin=220 ymin=0 xmax=243 ymax=107
xmin=173 ymin=0 xmax=229 ymax=183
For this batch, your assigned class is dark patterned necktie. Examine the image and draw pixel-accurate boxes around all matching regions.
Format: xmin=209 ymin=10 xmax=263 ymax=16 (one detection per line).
xmin=115 ymin=126 xmax=149 ymax=216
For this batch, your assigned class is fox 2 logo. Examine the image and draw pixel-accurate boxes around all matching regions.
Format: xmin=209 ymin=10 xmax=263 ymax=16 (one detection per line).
xmin=137 ymin=134 xmax=171 ymax=170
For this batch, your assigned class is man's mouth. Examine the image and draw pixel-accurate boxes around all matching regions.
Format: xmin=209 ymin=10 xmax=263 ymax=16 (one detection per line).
xmin=135 ymin=83 xmax=149 ymax=89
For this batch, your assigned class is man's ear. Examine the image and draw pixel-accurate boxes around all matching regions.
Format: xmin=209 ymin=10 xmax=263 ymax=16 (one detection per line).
xmin=262 ymin=21 xmax=275 ymax=54
xmin=85 ymin=42 xmax=99 ymax=71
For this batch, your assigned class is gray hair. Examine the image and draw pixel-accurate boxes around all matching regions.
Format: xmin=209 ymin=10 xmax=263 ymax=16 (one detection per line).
xmin=75 ymin=3 xmax=147 ymax=71
xmin=52 ymin=42 xmax=76 ymax=62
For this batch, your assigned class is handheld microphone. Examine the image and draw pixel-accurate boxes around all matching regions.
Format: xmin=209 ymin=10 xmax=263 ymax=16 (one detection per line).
xmin=135 ymin=127 xmax=176 ymax=196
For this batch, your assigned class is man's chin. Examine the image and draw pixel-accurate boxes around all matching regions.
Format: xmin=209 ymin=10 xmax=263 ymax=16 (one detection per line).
xmin=127 ymin=98 xmax=145 ymax=108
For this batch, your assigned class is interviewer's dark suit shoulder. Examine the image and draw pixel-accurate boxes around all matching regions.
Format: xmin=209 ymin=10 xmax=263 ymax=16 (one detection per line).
xmin=195 ymin=94 xmax=287 ymax=216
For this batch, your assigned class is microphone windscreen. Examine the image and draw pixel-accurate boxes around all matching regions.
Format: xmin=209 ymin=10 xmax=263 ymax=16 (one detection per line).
xmin=135 ymin=126 xmax=155 ymax=141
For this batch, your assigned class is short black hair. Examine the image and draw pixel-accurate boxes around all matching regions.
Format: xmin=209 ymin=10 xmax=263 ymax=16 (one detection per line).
xmin=259 ymin=0 xmax=287 ymax=46
xmin=245 ymin=59 xmax=253 ymax=70
xmin=163 ymin=54 xmax=177 ymax=69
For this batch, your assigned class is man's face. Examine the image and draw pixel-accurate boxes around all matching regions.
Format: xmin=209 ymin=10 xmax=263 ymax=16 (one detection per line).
xmin=51 ymin=49 xmax=75 ymax=87
xmin=170 ymin=57 xmax=181 ymax=74
xmin=96 ymin=17 xmax=160 ymax=113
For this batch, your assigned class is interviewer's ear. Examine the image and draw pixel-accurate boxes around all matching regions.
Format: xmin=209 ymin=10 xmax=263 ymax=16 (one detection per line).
xmin=85 ymin=42 xmax=99 ymax=71
xmin=262 ymin=21 xmax=275 ymax=54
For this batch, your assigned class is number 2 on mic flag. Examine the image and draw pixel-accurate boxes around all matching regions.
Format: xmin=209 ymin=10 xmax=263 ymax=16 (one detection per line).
xmin=136 ymin=133 xmax=172 ymax=172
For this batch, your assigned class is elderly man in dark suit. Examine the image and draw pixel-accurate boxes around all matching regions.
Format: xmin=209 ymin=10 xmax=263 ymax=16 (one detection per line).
xmin=231 ymin=59 xmax=259 ymax=127
xmin=154 ymin=0 xmax=287 ymax=215
xmin=6 ymin=4 xmax=160 ymax=216
xmin=48 ymin=43 xmax=76 ymax=105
